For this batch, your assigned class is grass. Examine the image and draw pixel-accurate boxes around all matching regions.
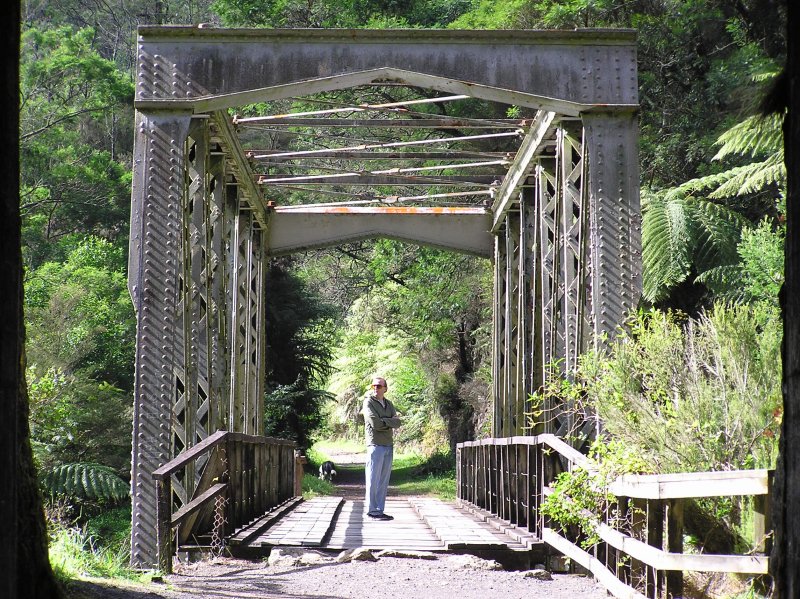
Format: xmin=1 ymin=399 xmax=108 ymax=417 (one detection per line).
xmin=309 ymin=439 xmax=456 ymax=500
xmin=310 ymin=438 xmax=364 ymax=459
xmin=49 ymin=505 xmax=152 ymax=584
xmin=301 ymin=472 xmax=337 ymax=498
xmin=390 ymin=450 xmax=456 ymax=500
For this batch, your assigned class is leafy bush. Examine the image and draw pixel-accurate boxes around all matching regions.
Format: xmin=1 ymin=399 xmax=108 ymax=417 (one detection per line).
xmin=532 ymin=304 xmax=781 ymax=553
xmin=580 ymin=306 xmax=781 ymax=473
xmin=264 ymin=380 xmax=333 ymax=450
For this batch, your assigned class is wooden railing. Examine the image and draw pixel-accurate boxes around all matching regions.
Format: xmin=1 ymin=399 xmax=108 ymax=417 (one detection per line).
xmin=457 ymin=435 xmax=772 ymax=599
xmin=152 ymin=431 xmax=298 ymax=573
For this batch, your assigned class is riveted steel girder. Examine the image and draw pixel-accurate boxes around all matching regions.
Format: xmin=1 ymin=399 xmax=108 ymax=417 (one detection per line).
xmin=134 ymin=28 xmax=638 ymax=114
xmin=491 ymin=115 xmax=641 ymax=442
xmin=267 ymin=206 xmax=493 ymax=258
xmin=129 ymin=113 xmax=267 ymax=568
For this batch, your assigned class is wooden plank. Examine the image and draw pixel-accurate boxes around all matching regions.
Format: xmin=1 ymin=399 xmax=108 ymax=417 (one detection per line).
xmin=609 ymin=470 xmax=770 ymax=499
xmin=229 ymin=496 xmax=304 ymax=545
xmin=543 ymin=528 xmax=648 ymax=599
xmin=178 ymin=446 xmax=227 ymax=544
xmin=594 ymin=518 xmax=769 ymax=574
xmin=254 ymin=497 xmax=344 ymax=547
xmin=171 ymin=483 xmax=226 ymax=527
xmin=153 ymin=430 xmax=227 ymax=479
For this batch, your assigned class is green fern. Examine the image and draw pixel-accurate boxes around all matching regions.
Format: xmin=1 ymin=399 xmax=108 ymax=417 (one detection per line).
xmin=694 ymin=265 xmax=747 ymax=302
xmin=712 ymin=113 xmax=783 ymax=160
xmin=642 ymin=103 xmax=785 ymax=303
xmin=41 ymin=462 xmax=129 ymax=502
xmin=642 ymin=191 xmax=691 ymax=301
xmin=710 ymin=152 xmax=785 ymax=198
xmin=642 ymin=191 xmax=747 ymax=302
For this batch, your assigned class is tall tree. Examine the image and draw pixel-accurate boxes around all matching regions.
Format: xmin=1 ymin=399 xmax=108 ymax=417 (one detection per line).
xmin=773 ymin=0 xmax=800 ymax=595
xmin=1 ymin=1 xmax=60 ymax=597
xmin=0 ymin=5 xmax=21 ymax=595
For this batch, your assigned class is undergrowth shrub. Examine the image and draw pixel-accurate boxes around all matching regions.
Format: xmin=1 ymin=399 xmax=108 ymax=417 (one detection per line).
xmin=582 ymin=305 xmax=781 ymax=473
xmin=532 ymin=303 xmax=781 ymax=553
xmin=48 ymin=505 xmax=142 ymax=582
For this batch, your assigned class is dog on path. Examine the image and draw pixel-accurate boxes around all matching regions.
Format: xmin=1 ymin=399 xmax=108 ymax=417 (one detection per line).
xmin=319 ymin=461 xmax=337 ymax=482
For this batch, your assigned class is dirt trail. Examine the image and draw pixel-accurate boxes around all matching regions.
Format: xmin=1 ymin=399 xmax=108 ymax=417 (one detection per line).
xmin=322 ymin=450 xmax=368 ymax=500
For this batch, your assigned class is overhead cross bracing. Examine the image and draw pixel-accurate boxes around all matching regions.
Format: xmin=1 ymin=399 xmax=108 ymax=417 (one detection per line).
xmin=129 ymin=27 xmax=642 ymax=569
xmin=235 ymin=93 xmax=525 ymax=209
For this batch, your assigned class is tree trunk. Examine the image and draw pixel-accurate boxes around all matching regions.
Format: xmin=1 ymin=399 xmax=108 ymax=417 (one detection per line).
xmin=0 ymin=2 xmax=62 ymax=597
xmin=772 ymin=1 xmax=800 ymax=596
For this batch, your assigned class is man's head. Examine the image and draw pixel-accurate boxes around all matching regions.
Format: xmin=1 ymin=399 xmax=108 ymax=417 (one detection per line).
xmin=371 ymin=376 xmax=387 ymax=399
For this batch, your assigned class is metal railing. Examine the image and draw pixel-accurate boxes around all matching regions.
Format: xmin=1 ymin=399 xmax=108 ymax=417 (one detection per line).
xmin=152 ymin=430 xmax=298 ymax=573
xmin=457 ymin=435 xmax=772 ymax=599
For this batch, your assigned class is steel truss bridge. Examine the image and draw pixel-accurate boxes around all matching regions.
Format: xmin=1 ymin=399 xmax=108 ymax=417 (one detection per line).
xmin=128 ymin=27 xmax=770 ymax=598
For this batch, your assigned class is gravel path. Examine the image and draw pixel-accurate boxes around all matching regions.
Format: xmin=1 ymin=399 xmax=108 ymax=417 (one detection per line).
xmin=66 ymin=448 xmax=609 ymax=599
xmin=161 ymin=554 xmax=609 ymax=599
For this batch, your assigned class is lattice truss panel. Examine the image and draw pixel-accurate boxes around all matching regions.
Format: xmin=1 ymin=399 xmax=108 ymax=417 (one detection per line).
xmin=129 ymin=114 xmax=267 ymax=567
xmin=492 ymin=117 xmax=639 ymax=441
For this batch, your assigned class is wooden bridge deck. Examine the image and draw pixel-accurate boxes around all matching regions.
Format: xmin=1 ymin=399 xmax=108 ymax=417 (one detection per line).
xmin=229 ymin=496 xmax=540 ymax=555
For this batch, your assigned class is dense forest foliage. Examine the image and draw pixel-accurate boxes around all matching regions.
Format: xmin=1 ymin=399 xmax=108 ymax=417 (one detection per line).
xmin=18 ymin=0 xmax=786 ymax=588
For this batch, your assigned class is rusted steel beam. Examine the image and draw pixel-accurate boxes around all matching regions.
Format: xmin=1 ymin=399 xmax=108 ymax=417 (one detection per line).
xmin=273 ymin=205 xmax=487 ymax=214
xmin=268 ymin=205 xmax=492 ymax=257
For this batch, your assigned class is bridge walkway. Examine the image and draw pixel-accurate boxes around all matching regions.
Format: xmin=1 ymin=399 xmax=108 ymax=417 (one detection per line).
xmin=229 ymin=496 xmax=540 ymax=556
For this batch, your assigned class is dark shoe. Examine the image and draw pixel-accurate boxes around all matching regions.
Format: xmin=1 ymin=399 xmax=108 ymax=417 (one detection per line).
xmin=366 ymin=512 xmax=393 ymax=520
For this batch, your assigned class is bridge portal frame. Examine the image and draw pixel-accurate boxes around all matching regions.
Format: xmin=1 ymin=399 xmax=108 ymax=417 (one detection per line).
xmin=129 ymin=27 xmax=641 ymax=568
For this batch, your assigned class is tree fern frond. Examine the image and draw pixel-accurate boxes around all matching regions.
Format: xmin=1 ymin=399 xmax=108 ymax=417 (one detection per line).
xmin=713 ymin=113 xmax=784 ymax=160
xmin=41 ymin=462 xmax=129 ymax=502
xmin=709 ymin=152 xmax=786 ymax=198
xmin=673 ymin=165 xmax=753 ymax=196
xmin=642 ymin=193 xmax=692 ymax=301
xmin=695 ymin=264 xmax=747 ymax=302
xmin=690 ymin=200 xmax=746 ymax=271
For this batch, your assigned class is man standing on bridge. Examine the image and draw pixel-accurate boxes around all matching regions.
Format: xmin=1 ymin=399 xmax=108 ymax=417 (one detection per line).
xmin=363 ymin=376 xmax=401 ymax=520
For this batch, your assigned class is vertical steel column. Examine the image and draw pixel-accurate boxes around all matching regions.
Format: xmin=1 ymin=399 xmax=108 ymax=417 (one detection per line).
xmin=229 ymin=206 xmax=266 ymax=435
xmin=558 ymin=124 xmax=590 ymax=375
xmin=492 ymin=232 xmax=506 ymax=437
xmin=520 ymin=179 xmax=538 ymax=429
xmin=514 ymin=188 xmax=533 ymax=435
xmin=504 ymin=212 xmax=521 ymax=435
xmin=536 ymin=156 xmax=559 ymax=434
xmin=207 ymin=150 xmax=231 ymax=434
xmin=582 ymin=111 xmax=642 ymax=342
xmin=128 ymin=111 xmax=191 ymax=569
xmin=251 ymin=226 xmax=266 ymax=436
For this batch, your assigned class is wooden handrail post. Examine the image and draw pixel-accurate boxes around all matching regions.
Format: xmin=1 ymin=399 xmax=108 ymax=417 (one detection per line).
xmin=294 ymin=450 xmax=307 ymax=496
xmin=155 ymin=476 xmax=173 ymax=574
xmin=753 ymin=471 xmax=773 ymax=554
xmin=665 ymin=498 xmax=684 ymax=599
xmin=647 ymin=499 xmax=665 ymax=598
